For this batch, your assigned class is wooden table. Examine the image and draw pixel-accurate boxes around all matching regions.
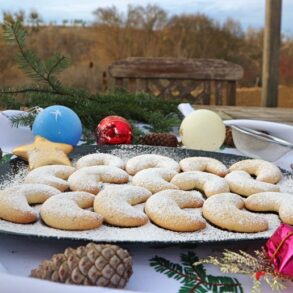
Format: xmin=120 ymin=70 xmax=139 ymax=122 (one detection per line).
xmin=194 ymin=105 xmax=293 ymax=124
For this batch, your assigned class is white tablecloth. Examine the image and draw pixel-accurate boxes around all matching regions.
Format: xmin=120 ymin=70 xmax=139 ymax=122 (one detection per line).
xmin=0 ymin=148 xmax=292 ymax=293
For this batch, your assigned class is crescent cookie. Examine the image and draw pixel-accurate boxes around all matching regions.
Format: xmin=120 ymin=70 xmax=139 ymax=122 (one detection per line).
xmin=225 ymin=171 xmax=279 ymax=197
xmin=245 ymin=192 xmax=293 ymax=225
xmin=94 ymin=185 xmax=152 ymax=227
xmin=40 ymin=192 xmax=103 ymax=230
xmin=132 ymin=168 xmax=178 ymax=193
xmin=68 ymin=166 xmax=129 ymax=194
xmin=76 ymin=153 xmax=124 ymax=169
xmin=125 ymin=154 xmax=180 ymax=175
xmin=0 ymin=184 xmax=60 ymax=224
xmin=202 ymin=193 xmax=268 ymax=233
xmin=24 ymin=165 xmax=76 ymax=192
xmin=179 ymin=157 xmax=228 ymax=176
xmin=229 ymin=159 xmax=282 ymax=184
xmin=170 ymin=171 xmax=229 ymax=197
xmin=145 ymin=190 xmax=205 ymax=232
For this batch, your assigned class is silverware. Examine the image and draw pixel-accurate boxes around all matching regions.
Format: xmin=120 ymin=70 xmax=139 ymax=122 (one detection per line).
xmin=230 ymin=125 xmax=293 ymax=161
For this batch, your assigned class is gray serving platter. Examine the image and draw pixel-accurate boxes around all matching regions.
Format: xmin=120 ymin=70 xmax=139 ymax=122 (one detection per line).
xmin=0 ymin=144 xmax=286 ymax=244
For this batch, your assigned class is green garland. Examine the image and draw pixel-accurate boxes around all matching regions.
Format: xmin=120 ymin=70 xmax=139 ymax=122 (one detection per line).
xmin=0 ymin=21 xmax=180 ymax=141
xmin=150 ymin=251 xmax=243 ymax=293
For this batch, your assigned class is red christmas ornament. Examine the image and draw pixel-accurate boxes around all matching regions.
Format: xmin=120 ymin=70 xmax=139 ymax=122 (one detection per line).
xmin=96 ymin=116 xmax=133 ymax=145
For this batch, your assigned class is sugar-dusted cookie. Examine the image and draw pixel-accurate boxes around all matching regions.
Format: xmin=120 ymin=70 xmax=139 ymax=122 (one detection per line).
xmin=125 ymin=154 xmax=180 ymax=175
xmin=24 ymin=165 xmax=76 ymax=192
xmin=40 ymin=192 xmax=103 ymax=230
xmin=225 ymin=170 xmax=279 ymax=197
xmin=0 ymin=184 xmax=60 ymax=224
xmin=145 ymin=190 xmax=205 ymax=232
xmin=179 ymin=157 xmax=228 ymax=177
xmin=76 ymin=153 xmax=125 ymax=169
xmin=229 ymin=159 xmax=282 ymax=184
xmin=68 ymin=166 xmax=129 ymax=194
xmin=170 ymin=171 xmax=229 ymax=197
xmin=245 ymin=192 xmax=293 ymax=225
xmin=132 ymin=168 xmax=178 ymax=194
xmin=94 ymin=185 xmax=152 ymax=227
xmin=202 ymin=193 xmax=268 ymax=233
xmin=13 ymin=136 xmax=73 ymax=170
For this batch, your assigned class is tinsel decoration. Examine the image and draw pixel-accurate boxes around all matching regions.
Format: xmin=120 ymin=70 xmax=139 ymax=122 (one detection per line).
xmin=193 ymin=248 xmax=293 ymax=293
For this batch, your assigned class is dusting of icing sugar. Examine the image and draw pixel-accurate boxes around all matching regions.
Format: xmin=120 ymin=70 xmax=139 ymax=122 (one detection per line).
xmin=132 ymin=168 xmax=178 ymax=193
xmin=0 ymin=148 xmax=292 ymax=243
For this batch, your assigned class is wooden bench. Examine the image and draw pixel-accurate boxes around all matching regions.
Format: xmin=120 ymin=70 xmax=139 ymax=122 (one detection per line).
xmin=108 ymin=57 xmax=243 ymax=105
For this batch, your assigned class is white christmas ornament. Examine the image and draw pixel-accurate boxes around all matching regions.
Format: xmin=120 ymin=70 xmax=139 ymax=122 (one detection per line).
xmin=179 ymin=109 xmax=225 ymax=151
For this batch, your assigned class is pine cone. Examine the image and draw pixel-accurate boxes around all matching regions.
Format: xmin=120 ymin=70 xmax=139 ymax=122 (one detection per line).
xmin=224 ymin=127 xmax=235 ymax=147
xmin=138 ymin=133 xmax=178 ymax=147
xmin=30 ymin=243 xmax=132 ymax=288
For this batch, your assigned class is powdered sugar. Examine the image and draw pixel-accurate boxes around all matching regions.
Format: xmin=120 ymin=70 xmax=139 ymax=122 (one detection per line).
xmin=0 ymin=146 xmax=292 ymax=243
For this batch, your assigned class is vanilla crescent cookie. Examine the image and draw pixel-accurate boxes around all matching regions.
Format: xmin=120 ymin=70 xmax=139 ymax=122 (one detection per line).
xmin=225 ymin=170 xmax=279 ymax=197
xmin=94 ymin=185 xmax=152 ymax=227
xmin=145 ymin=190 xmax=205 ymax=232
xmin=245 ymin=192 xmax=293 ymax=225
xmin=68 ymin=166 xmax=129 ymax=194
xmin=125 ymin=154 xmax=180 ymax=175
xmin=229 ymin=159 xmax=282 ymax=184
xmin=24 ymin=165 xmax=76 ymax=192
xmin=179 ymin=157 xmax=228 ymax=177
xmin=132 ymin=168 xmax=178 ymax=194
xmin=202 ymin=193 xmax=268 ymax=232
xmin=170 ymin=171 xmax=229 ymax=197
xmin=76 ymin=153 xmax=125 ymax=169
xmin=40 ymin=192 xmax=103 ymax=230
xmin=0 ymin=184 xmax=60 ymax=224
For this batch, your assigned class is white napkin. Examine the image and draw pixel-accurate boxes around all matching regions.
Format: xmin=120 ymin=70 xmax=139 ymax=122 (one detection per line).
xmin=177 ymin=103 xmax=194 ymax=117
xmin=0 ymin=272 xmax=138 ymax=293
xmin=0 ymin=110 xmax=34 ymax=153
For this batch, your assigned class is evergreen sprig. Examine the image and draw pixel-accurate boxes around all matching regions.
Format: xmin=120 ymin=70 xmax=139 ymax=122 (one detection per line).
xmin=150 ymin=251 xmax=243 ymax=293
xmin=0 ymin=20 xmax=180 ymax=139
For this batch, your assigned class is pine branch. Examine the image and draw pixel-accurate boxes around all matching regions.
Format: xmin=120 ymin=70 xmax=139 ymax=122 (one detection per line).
xmin=0 ymin=21 xmax=180 ymax=138
xmin=150 ymin=253 xmax=243 ymax=293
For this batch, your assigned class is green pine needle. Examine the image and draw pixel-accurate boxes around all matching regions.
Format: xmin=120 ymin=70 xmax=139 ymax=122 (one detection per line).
xmin=0 ymin=20 xmax=180 ymax=139
xmin=150 ymin=252 xmax=243 ymax=293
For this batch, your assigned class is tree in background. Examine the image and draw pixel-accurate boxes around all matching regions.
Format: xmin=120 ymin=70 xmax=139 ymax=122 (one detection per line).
xmin=1 ymin=5 xmax=293 ymax=92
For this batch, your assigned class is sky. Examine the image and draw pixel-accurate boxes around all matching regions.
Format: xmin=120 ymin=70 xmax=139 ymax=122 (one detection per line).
xmin=0 ymin=0 xmax=292 ymax=34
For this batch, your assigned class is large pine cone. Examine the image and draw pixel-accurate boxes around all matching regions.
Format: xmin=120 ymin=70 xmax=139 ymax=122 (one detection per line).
xmin=138 ymin=133 xmax=178 ymax=147
xmin=30 ymin=243 xmax=132 ymax=288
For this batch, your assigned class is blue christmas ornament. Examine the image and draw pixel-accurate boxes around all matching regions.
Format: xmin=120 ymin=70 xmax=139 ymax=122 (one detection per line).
xmin=32 ymin=105 xmax=82 ymax=146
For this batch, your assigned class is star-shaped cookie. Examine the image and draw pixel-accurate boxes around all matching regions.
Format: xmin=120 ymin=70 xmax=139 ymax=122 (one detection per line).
xmin=13 ymin=136 xmax=73 ymax=169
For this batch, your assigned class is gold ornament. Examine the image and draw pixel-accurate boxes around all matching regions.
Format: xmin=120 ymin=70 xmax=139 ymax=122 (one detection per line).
xmin=194 ymin=249 xmax=293 ymax=293
xmin=30 ymin=243 xmax=133 ymax=288
xmin=13 ymin=136 xmax=73 ymax=169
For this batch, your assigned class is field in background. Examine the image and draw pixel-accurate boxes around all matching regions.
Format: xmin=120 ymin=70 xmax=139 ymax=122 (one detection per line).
xmin=1 ymin=6 xmax=293 ymax=108
xmin=237 ymin=86 xmax=293 ymax=107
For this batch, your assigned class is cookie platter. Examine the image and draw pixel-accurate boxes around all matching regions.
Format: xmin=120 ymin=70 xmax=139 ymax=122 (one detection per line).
xmin=0 ymin=144 xmax=291 ymax=244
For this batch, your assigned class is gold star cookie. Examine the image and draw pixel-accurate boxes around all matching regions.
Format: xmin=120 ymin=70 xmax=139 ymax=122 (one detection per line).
xmin=13 ymin=136 xmax=73 ymax=170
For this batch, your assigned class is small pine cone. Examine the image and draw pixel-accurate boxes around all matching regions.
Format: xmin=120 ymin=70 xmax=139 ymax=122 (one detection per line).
xmin=138 ymin=133 xmax=178 ymax=147
xmin=30 ymin=243 xmax=132 ymax=288
xmin=224 ymin=127 xmax=235 ymax=147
